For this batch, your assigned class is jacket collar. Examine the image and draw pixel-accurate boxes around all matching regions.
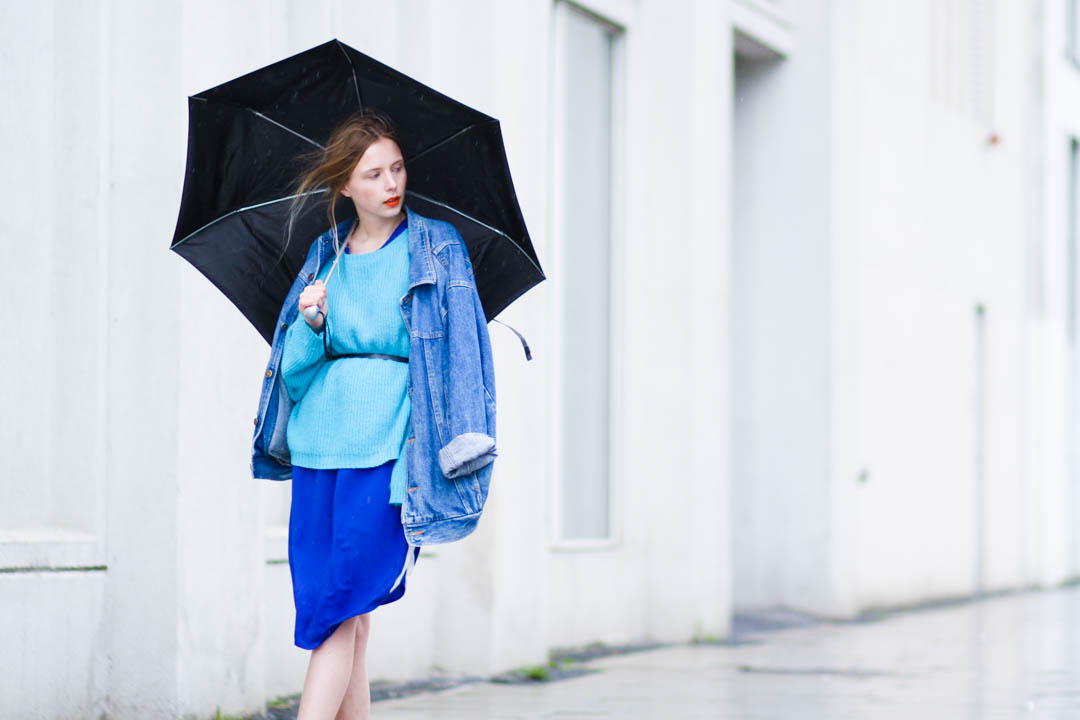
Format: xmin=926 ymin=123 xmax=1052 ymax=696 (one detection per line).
xmin=404 ymin=204 xmax=437 ymax=289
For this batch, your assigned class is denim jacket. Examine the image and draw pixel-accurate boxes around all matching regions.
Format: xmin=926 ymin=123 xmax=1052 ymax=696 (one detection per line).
xmin=252 ymin=206 xmax=497 ymax=545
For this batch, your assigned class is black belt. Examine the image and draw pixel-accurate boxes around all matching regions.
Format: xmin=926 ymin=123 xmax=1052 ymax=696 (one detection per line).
xmin=321 ymin=316 xmax=408 ymax=363
xmin=325 ymin=351 xmax=408 ymax=363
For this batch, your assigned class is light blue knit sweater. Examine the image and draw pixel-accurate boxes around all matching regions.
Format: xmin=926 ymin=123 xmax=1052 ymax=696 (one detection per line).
xmin=280 ymin=229 xmax=411 ymax=503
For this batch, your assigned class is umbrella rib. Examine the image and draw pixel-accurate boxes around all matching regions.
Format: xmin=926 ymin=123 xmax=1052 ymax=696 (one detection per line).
xmin=408 ymin=120 xmax=499 ymax=166
xmin=171 ymin=189 xmax=328 ymax=249
xmin=190 ymin=96 xmax=325 ymax=150
xmin=334 ymin=39 xmax=365 ymax=108
xmin=407 ymin=191 xmax=545 ymax=278
xmin=251 ymin=110 xmax=325 ymax=149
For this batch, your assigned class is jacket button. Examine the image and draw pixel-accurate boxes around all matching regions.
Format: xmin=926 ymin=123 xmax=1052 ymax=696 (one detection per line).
xmin=307 ymin=273 xmax=315 ymax=282
xmin=265 ymin=369 xmax=273 ymax=379
xmin=253 ymin=417 xmax=258 ymax=427
xmin=281 ymin=322 xmax=287 ymax=331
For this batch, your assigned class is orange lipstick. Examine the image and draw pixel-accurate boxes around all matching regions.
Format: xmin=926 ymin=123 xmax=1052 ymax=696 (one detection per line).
xmin=384 ymin=196 xmax=401 ymax=207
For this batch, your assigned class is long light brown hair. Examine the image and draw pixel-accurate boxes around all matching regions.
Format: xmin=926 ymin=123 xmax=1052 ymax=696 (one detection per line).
xmin=284 ymin=110 xmax=401 ymax=257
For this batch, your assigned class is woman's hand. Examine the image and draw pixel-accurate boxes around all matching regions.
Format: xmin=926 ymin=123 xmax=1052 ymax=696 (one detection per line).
xmin=298 ymin=279 xmax=328 ymax=330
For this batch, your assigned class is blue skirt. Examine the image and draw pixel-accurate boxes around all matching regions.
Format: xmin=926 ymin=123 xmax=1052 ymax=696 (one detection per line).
xmin=288 ymin=461 xmax=419 ymax=650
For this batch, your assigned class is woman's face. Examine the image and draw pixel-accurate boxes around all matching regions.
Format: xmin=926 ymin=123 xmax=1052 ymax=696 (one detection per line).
xmin=341 ymin=136 xmax=406 ymax=220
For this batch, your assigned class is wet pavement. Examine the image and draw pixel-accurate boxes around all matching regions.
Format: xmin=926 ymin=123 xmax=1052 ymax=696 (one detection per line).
xmin=368 ymin=585 xmax=1080 ymax=719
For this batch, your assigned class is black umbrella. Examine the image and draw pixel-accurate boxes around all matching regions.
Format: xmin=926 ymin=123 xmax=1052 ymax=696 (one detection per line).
xmin=170 ymin=38 xmax=544 ymax=344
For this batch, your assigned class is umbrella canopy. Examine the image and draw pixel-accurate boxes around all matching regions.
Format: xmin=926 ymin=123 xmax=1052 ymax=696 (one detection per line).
xmin=171 ymin=38 xmax=544 ymax=344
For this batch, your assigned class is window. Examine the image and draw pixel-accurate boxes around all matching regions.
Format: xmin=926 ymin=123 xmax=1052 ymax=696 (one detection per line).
xmin=1070 ymin=0 xmax=1080 ymax=65
xmin=1069 ymin=138 xmax=1079 ymax=341
xmin=929 ymin=0 xmax=995 ymax=125
xmin=554 ymin=2 xmax=622 ymax=542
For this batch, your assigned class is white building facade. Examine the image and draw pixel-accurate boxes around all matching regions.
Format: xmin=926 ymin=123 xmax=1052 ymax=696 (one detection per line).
xmin=1 ymin=1 xmax=1078 ymax=718
xmin=732 ymin=0 xmax=1080 ymax=617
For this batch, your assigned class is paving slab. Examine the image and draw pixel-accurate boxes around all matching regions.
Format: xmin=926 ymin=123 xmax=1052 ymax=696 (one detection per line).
xmin=371 ymin=585 xmax=1080 ymax=719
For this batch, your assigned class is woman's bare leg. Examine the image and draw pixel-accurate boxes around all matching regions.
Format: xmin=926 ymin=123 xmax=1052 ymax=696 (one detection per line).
xmin=335 ymin=613 xmax=372 ymax=720
xmin=297 ymin=616 xmax=359 ymax=720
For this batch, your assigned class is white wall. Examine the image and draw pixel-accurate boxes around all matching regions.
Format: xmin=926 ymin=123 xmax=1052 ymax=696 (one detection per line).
xmin=732 ymin=0 xmax=1080 ymax=619
xmin=1 ymin=0 xmax=187 ymax=716
xmin=1038 ymin=0 xmax=1080 ymax=587
xmin=833 ymin=0 xmax=1042 ymax=610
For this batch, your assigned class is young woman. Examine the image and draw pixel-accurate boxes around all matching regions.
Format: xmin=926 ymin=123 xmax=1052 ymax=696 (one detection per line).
xmin=262 ymin=110 xmax=497 ymax=720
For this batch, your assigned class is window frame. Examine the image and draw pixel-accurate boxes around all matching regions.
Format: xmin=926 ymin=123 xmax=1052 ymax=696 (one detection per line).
xmin=1069 ymin=137 xmax=1079 ymax=342
xmin=548 ymin=0 xmax=628 ymax=550
xmin=1069 ymin=0 xmax=1080 ymax=67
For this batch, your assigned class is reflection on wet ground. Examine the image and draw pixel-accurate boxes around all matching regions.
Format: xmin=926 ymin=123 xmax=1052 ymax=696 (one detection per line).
xmin=374 ymin=584 xmax=1080 ymax=718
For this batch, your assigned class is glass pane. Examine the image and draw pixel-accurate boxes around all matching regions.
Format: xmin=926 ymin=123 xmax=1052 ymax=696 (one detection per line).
xmin=1072 ymin=0 xmax=1080 ymax=61
xmin=1070 ymin=139 xmax=1079 ymax=341
xmin=560 ymin=6 xmax=615 ymax=540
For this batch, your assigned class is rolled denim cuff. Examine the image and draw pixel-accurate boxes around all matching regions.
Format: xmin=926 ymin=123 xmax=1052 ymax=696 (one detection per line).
xmin=438 ymin=432 xmax=497 ymax=479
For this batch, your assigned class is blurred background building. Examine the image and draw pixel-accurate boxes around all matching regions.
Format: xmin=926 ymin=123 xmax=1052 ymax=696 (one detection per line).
xmin=3 ymin=0 xmax=1080 ymax=717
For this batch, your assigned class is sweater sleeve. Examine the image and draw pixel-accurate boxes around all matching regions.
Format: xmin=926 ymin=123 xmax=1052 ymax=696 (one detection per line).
xmin=388 ymin=399 xmax=413 ymax=504
xmin=388 ymin=436 xmax=409 ymax=505
xmin=280 ymin=318 xmax=325 ymax=403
